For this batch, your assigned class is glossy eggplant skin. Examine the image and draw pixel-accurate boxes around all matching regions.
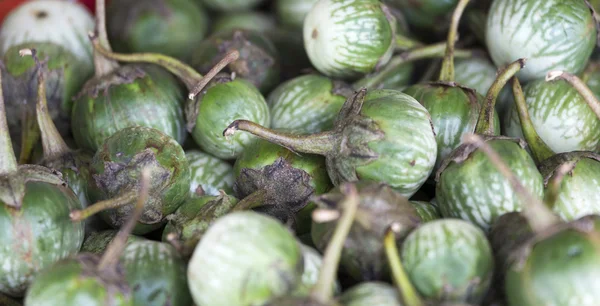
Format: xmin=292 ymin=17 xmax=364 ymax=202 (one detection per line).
xmin=71 ymin=64 xmax=186 ymax=152
xmin=0 ymin=182 xmax=84 ymax=297
xmin=186 ymin=150 xmax=234 ymax=197
xmin=384 ymin=0 xmax=458 ymax=31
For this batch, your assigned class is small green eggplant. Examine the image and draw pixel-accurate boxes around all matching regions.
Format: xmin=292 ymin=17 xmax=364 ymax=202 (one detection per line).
xmin=186 ymin=150 xmax=234 ymax=196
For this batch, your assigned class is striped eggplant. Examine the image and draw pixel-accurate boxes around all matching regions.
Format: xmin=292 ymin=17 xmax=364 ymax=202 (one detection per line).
xmin=339 ymin=282 xmax=402 ymax=306
xmin=161 ymin=192 xmax=239 ymax=254
xmin=191 ymin=29 xmax=280 ymax=93
xmin=435 ymin=59 xmax=544 ymax=231
xmin=384 ymin=0 xmax=458 ymax=31
xmin=107 ymin=0 xmax=209 ymax=61
xmin=486 ymin=0 xmax=597 ymax=82
xmin=410 ymin=201 xmax=441 ymax=222
xmin=267 ymin=74 xmax=350 ymax=134
xmin=275 ymin=0 xmax=319 ymax=30
xmin=504 ymin=77 xmax=600 ymax=154
xmin=224 ymin=88 xmax=437 ymax=197
xmin=186 ymin=150 xmax=234 ymax=197
xmin=91 ymin=35 xmax=271 ymax=161
xmin=436 ymin=136 xmax=544 ymax=230
xmin=311 ymin=182 xmax=421 ymax=281
xmin=233 ymin=138 xmax=332 ymax=233
xmin=187 ymin=211 xmax=303 ymax=306
xmin=212 ymin=11 xmax=276 ymax=35
xmin=0 ymin=0 xmax=94 ymax=161
xmin=201 ymin=0 xmax=266 ymax=12
xmin=81 ymin=230 xmax=139 ymax=254
xmin=71 ymin=0 xmax=186 ymax=152
xmin=403 ymin=0 xmax=501 ymax=172
xmin=303 ymin=0 xmax=396 ymax=80
xmin=0 ymin=65 xmax=84 ymax=298
xmin=24 ymin=172 xmax=152 ymax=306
xmin=401 ymin=219 xmax=494 ymax=303
xmin=505 ymin=215 xmax=600 ymax=306
xmin=72 ymin=126 xmax=190 ymax=235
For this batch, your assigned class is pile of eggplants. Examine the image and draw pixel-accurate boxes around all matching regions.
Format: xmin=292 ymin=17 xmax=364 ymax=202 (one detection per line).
xmin=1 ymin=0 xmax=599 ymax=305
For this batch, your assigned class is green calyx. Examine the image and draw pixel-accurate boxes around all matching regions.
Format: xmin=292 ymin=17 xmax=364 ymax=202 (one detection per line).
xmin=311 ymin=182 xmax=421 ymax=281
xmin=76 ymin=126 xmax=190 ymax=234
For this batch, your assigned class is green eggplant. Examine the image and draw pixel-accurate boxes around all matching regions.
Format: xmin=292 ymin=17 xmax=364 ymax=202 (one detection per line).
xmin=401 ymin=219 xmax=494 ymax=303
xmin=410 ymin=201 xmax=441 ymax=222
xmin=201 ymin=0 xmax=267 ymax=12
xmin=486 ymin=0 xmax=596 ymax=82
xmin=187 ymin=211 xmax=303 ymax=306
xmin=72 ymin=126 xmax=190 ymax=235
xmin=212 ymin=11 xmax=276 ymax=34
xmin=303 ymin=0 xmax=396 ymax=80
xmin=275 ymin=0 xmax=320 ymax=30
xmin=338 ymin=282 xmax=402 ymax=306
xmin=435 ymin=59 xmax=544 ymax=231
xmin=107 ymin=0 xmax=209 ymax=61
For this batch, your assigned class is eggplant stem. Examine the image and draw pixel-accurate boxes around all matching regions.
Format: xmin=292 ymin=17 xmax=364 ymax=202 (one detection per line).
xmin=97 ymin=169 xmax=151 ymax=272
xmin=546 ymin=70 xmax=600 ymax=120
xmin=90 ymin=33 xmax=202 ymax=90
xmin=70 ymin=189 xmax=139 ymax=221
xmin=353 ymin=42 xmax=476 ymax=89
xmin=462 ymin=133 xmax=560 ymax=233
xmin=511 ymin=77 xmax=555 ymax=163
xmin=17 ymin=104 xmax=39 ymax=165
xmin=188 ymin=50 xmax=240 ymax=100
xmin=223 ymin=120 xmax=335 ymax=156
xmin=543 ymin=161 xmax=577 ymax=210
xmin=385 ymin=224 xmax=424 ymax=306
xmin=394 ymin=33 xmax=423 ymax=51
xmin=93 ymin=0 xmax=119 ymax=77
xmin=475 ymin=58 xmax=527 ymax=136
xmin=0 ymin=60 xmax=17 ymax=175
xmin=19 ymin=49 xmax=71 ymax=160
xmin=439 ymin=0 xmax=471 ymax=82
xmin=311 ymin=183 xmax=360 ymax=303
